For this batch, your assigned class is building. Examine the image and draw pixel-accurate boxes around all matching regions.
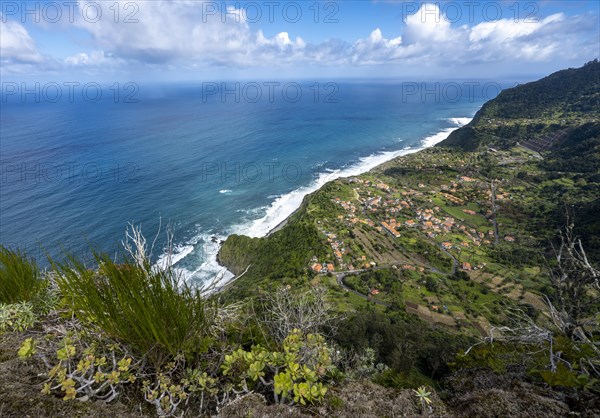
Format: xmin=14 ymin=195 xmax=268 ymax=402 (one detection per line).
xmin=381 ymin=221 xmax=401 ymax=238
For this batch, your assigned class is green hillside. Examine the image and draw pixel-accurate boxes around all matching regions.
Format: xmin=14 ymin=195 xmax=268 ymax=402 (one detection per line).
xmin=440 ymin=59 xmax=600 ymax=151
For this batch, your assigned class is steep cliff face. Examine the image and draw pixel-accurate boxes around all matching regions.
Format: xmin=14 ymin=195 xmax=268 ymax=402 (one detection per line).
xmin=218 ymin=234 xmax=259 ymax=276
xmin=218 ymin=193 xmax=330 ymax=293
xmin=440 ymin=60 xmax=600 ymax=151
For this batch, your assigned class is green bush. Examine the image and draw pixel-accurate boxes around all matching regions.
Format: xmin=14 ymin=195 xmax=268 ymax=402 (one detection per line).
xmin=53 ymin=253 xmax=212 ymax=367
xmin=0 ymin=302 xmax=37 ymax=333
xmin=35 ymin=335 xmax=138 ymax=402
xmin=0 ymin=245 xmax=43 ymax=304
xmin=221 ymin=329 xmax=332 ymax=405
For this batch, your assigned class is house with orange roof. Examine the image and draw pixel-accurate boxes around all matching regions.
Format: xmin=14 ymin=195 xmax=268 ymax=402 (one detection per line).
xmin=326 ymin=263 xmax=335 ymax=272
xmin=311 ymin=263 xmax=322 ymax=273
xmin=381 ymin=221 xmax=401 ymax=238
xmin=376 ymin=182 xmax=390 ymax=191
xmin=462 ymin=262 xmax=472 ymax=271
xmin=367 ymin=196 xmax=381 ymax=207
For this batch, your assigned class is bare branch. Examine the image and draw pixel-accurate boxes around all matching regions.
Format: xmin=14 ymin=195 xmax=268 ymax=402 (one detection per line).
xmin=261 ymin=286 xmax=341 ymax=343
xmin=122 ymin=222 xmax=148 ymax=268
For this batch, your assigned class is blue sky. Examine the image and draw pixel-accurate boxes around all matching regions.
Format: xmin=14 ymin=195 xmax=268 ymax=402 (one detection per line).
xmin=1 ymin=1 xmax=599 ymax=81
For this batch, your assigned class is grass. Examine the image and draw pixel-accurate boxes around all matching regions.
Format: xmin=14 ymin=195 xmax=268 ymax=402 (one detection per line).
xmin=0 ymin=245 xmax=43 ymax=304
xmin=53 ymin=252 xmax=212 ymax=366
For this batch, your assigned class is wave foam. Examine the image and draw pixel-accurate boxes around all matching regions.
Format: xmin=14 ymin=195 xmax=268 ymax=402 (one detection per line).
xmin=231 ymin=117 xmax=471 ymax=239
xmin=156 ymin=232 xmax=234 ymax=287
xmin=155 ymin=244 xmax=194 ymax=270
xmin=420 ymin=125 xmax=464 ymax=148
xmin=448 ymin=117 xmax=472 ymax=127
xmin=158 ymin=117 xmax=471 ymax=289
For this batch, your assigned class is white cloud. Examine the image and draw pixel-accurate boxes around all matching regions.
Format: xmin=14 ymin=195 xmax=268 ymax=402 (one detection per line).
xmin=65 ymin=51 xmax=102 ymax=65
xmin=346 ymin=4 xmax=597 ymax=66
xmin=470 ymin=13 xmax=564 ymax=43
xmin=70 ymin=1 xmax=253 ymax=64
xmin=0 ymin=18 xmax=44 ymax=64
xmin=1 ymin=2 xmax=597 ymax=75
xmin=351 ymin=29 xmax=402 ymax=64
xmin=465 ymin=12 xmax=596 ymax=62
xmin=402 ymin=3 xmax=460 ymax=44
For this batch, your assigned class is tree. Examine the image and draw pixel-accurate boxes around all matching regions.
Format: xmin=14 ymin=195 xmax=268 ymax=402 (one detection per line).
xmin=545 ymin=222 xmax=599 ymax=340
xmin=463 ymin=221 xmax=600 ymax=381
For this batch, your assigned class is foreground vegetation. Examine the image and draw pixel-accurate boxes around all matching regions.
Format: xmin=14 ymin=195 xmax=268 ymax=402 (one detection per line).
xmin=1 ymin=230 xmax=349 ymax=416
xmin=1 ymin=217 xmax=598 ymax=417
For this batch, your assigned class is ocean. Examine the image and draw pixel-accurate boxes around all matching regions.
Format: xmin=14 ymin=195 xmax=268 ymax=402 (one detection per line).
xmin=0 ymin=80 xmax=493 ymax=286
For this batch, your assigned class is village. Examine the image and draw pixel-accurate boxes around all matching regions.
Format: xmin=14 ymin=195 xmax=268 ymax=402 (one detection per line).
xmin=300 ymin=148 xmax=551 ymax=337
xmin=309 ymin=171 xmax=515 ymax=275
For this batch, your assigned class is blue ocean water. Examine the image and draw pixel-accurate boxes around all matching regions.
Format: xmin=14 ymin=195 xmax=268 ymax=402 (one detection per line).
xmin=0 ymin=80 xmax=491 ymax=285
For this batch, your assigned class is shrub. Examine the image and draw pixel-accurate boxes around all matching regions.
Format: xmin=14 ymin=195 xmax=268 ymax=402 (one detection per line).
xmin=141 ymin=356 xmax=220 ymax=417
xmin=0 ymin=245 xmax=43 ymax=304
xmin=34 ymin=335 xmax=138 ymax=402
xmin=53 ymin=252 xmax=212 ymax=367
xmin=0 ymin=302 xmax=37 ymax=333
xmin=221 ymin=329 xmax=333 ymax=405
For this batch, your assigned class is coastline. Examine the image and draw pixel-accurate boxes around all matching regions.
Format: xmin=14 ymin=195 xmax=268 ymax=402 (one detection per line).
xmin=166 ymin=117 xmax=477 ymax=293
xmin=260 ymin=118 xmax=473 ymax=239
xmin=208 ymin=118 xmax=473 ymax=293
xmin=266 ymin=206 xmax=301 ymax=237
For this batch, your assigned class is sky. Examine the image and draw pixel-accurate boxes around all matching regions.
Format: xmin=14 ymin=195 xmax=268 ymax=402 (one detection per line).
xmin=1 ymin=0 xmax=599 ymax=81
